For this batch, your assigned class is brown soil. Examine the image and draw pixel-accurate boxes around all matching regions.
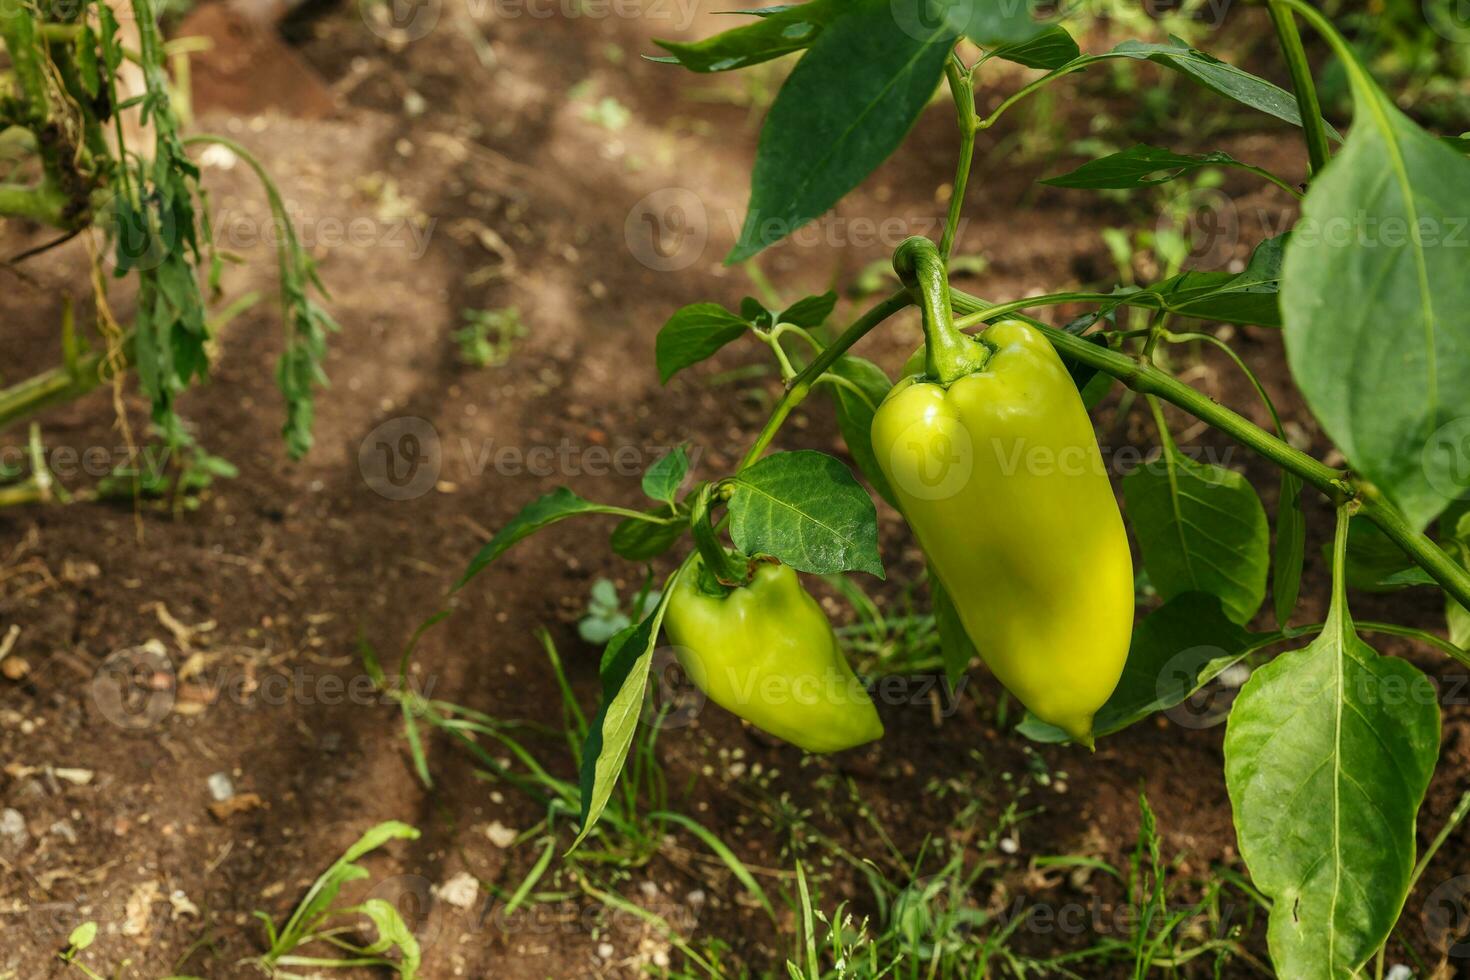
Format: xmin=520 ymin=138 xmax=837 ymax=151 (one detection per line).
xmin=2 ymin=3 xmax=1467 ymax=978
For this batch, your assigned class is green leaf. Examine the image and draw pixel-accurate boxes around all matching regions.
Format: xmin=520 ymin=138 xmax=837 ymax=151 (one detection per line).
xmin=923 ymin=0 xmax=1044 ymax=46
xmin=726 ymin=451 xmax=884 ymax=577
xmin=67 ymin=921 xmax=98 ymax=951
xmin=930 ymin=570 xmax=977 ymax=688
xmin=75 ymin=27 xmax=101 ymax=98
xmin=824 ymin=354 xmax=897 ymax=507
xmin=1339 ymin=519 xmax=1436 ymax=592
xmin=610 ymin=505 xmax=685 ymax=561
xmin=651 ymin=0 xmax=840 ymax=73
xmin=1108 ymin=38 xmax=1340 ymax=135
xmin=728 ymin=0 xmax=955 ymax=262
xmin=655 ymin=303 xmax=750 ymax=383
xmin=642 ymin=445 xmax=690 ymax=505
xmin=1273 ymin=471 xmax=1306 ymax=627
xmin=574 ymin=588 xmax=674 ymax=848
xmin=987 ymin=24 xmax=1078 ymax=70
xmin=1043 ymin=144 xmax=1242 ymax=190
xmin=354 ymin=898 xmax=422 ymax=978
xmin=779 ymin=291 xmax=839 ymax=328
xmin=280 ymin=821 xmax=421 ymax=950
xmin=457 ymin=488 xmax=627 ymax=589
xmin=1122 ymin=444 xmax=1269 ymax=624
xmin=1281 ymin=48 xmax=1470 ymax=532
xmin=1225 ymin=564 xmax=1439 ymax=977
xmin=1017 ymin=592 xmax=1258 ymax=743
xmin=1138 ymin=234 xmax=1287 ymax=328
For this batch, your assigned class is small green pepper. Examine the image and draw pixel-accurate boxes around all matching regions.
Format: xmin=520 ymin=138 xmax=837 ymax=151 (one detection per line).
xmin=663 ymin=558 xmax=884 ymax=753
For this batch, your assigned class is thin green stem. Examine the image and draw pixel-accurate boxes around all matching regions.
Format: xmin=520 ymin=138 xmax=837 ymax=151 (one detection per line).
xmin=1236 ymin=161 xmax=1306 ymax=200
xmin=948 ymin=286 xmax=1470 ymax=611
xmin=1162 ymin=329 xmax=1284 ymax=436
xmin=1266 ymin=0 xmax=1332 ymax=176
xmin=1408 ymin=789 xmax=1470 ymax=893
xmin=941 ymin=54 xmax=977 ymax=259
xmin=952 ymin=290 xmax=1116 ymax=330
xmin=737 ymin=289 xmax=911 ymax=471
xmin=976 ymin=62 xmax=1091 ymax=133
xmin=690 ymin=483 xmax=747 ymax=586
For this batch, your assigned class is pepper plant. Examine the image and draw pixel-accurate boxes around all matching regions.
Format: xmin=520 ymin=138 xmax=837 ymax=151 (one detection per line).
xmin=450 ymin=1 xmax=1470 ymax=975
xmin=0 ymin=0 xmax=335 ymax=501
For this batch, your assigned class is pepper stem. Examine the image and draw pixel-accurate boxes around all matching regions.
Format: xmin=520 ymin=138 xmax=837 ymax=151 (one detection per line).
xmin=690 ymin=483 xmax=750 ymax=588
xmin=892 ymin=236 xmax=987 ymax=385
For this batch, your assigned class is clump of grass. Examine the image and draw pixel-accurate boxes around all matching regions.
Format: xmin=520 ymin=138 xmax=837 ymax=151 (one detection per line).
xmin=453 ymin=307 xmax=525 ymax=368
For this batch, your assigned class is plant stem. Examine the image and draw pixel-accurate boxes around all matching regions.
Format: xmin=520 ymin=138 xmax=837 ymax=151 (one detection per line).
xmin=893 ymin=236 xmax=986 ymax=384
xmin=1266 ymin=0 xmax=1332 ymax=176
xmin=690 ymin=483 xmax=747 ymax=586
xmin=947 ymin=286 xmax=1470 ymax=611
xmin=940 ymin=55 xmax=977 ymax=259
xmin=737 ymin=289 xmax=911 ymax=471
xmin=0 ymin=180 xmax=72 ymax=227
xmin=975 ymin=62 xmax=1091 ymax=133
xmin=0 ymin=333 xmax=132 ymax=433
xmin=952 ymin=290 xmax=1118 ymax=330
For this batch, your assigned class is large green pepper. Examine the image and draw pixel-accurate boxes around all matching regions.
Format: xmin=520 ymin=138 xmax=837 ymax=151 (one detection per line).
xmin=663 ymin=558 xmax=884 ymax=753
xmin=870 ymin=238 xmax=1133 ymax=745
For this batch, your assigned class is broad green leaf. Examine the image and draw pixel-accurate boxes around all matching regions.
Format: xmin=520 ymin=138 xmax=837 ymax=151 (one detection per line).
xmin=1442 ymin=135 xmax=1469 ymax=154
xmin=611 ymin=505 xmax=685 ymax=561
xmin=1281 ymin=46 xmax=1470 ymax=531
xmin=1108 ymin=38 xmax=1339 ymax=135
xmin=929 ymin=570 xmax=977 ymax=687
xmin=655 ymin=303 xmax=749 ymax=383
xmin=642 ymin=445 xmax=690 ymax=505
xmin=1018 ymin=592 xmax=1258 ymax=743
xmin=922 ymin=0 xmax=1043 ymax=46
xmin=1340 ymin=519 xmax=1436 ymax=591
xmin=727 ymin=450 xmax=883 ymax=577
xmin=1084 ymin=237 xmax=1286 ymax=328
xmin=823 ymin=354 xmax=897 ymax=507
xmin=1139 ymin=234 xmax=1286 ymax=328
xmin=1273 ymin=471 xmax=1306 ymax=627
xmin=1225 ymin=520 xmax=1439 ymax=979
xmin=779 ymin=291 xmax=839 ymax=328
xmin=1043 ymin=144 xmax=1243 ymax=189
xmin=457 ymin=488 xmax=628 ymax=589
xmin=574 ymin=587 xmax=674 ymax=848
xmin=1122 ymin=444 xmax=1269 ymax=624
xmin=651 ymin=0 xmax=840 ymax=73
xmin=988 ymin=24 xmax=1078 ymax=70
xmin=728 ymin=0 xmax=955 ymax=262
